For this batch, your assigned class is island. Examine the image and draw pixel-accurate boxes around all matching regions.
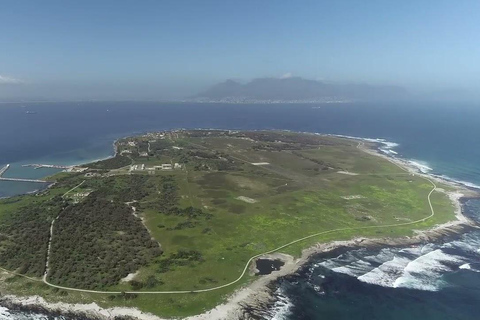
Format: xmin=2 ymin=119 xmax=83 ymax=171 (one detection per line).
xmin=0 ymin=130 xmax=475 ymax=319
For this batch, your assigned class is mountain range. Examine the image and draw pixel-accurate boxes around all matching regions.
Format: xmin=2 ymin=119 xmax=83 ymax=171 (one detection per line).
xmin=194 ymin=77 xmax=408 ymax=102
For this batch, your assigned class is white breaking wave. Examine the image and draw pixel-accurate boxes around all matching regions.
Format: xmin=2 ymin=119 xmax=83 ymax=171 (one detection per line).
xmin=321 ymin=232 xmax=480 ymax=292
xmin=0 ymin=307 xmax=12 ymax=320
xmin=379 ymin=148 xmax=398 ymax=155
xmin=319 ymin=250 xmax=374 ymax=277
xmin=444 ymin=234 xmax=480 ymax=253
xmin=329 ymin=134 xmax=400 ymax=153
xmin=328 ymin=133 xmax=480 ymax=191
xmin=407 ymin=160 xmax=433 ymax=173
xmin=331 ymin=260 xmax=374 ymax=277
xmin=0 ymin=307 xmax=60 ymax=320
xmin=358 ymin=256 xmax=411 ymax=287
xmin=392 ymin=249 xmax=465 ymax=291
xmin=270 ymin=288 xmax=293 ymax=320
xmin=381 ymin=141 xmax=400 ymax=149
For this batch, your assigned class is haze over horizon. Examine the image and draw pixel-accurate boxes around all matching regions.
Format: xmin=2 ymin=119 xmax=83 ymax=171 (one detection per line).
xmin=1 ymin=0 xmax=480 ymax=101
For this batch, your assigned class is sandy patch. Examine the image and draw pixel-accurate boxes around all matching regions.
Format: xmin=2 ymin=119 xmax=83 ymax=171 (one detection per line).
xmin=120 ymin=271 xmax=139 ymax=283
xmin=236 ymin=196 xmax=258 ymax=204
xmin=341 ymin=195 xmax=365 ymax=200
xmin=337 ymin=171 xmax=358 ymax=176
xmin=446 ymin=191 xmax=470 ymax=223
xmin=251 ymin=162 xmax=270 ymax=166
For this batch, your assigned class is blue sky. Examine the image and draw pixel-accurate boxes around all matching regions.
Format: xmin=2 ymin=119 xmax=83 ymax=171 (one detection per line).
xmin=1 ymin=0 xmax=480 ymax=99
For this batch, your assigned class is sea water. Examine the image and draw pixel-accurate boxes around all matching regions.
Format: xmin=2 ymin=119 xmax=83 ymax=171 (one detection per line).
xmin=0 ymin=101 xmax=479 ymax=319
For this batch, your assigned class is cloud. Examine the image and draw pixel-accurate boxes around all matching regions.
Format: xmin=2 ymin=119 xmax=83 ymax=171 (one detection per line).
xmin=280 ymin=72 xmax=293 ymax=79
xmin=0 ymin=75 xmax=24 ymax=85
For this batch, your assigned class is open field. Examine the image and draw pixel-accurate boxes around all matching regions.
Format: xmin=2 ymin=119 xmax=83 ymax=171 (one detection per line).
xmin=0 ymin=130 xmax=459 ymax=318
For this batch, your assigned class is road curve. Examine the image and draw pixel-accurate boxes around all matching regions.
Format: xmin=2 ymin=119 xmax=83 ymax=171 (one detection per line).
xmin=2 ymin=142 xmax=439 ymax=295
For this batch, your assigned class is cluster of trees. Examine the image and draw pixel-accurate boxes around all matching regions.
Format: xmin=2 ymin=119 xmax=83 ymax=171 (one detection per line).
xmin=182 ymin=130 xmax=347 ymax=149
xmin=88 ymin=155 xmax=132 ymax=170
xmin=291 ymin=151 xmax=337 ymax=171
xmin=53 ymin=173 xmax=86 ymax=189
xmin=181 ymin=206 xmax=212 ymax=219
xmin=193 ymin=159 xmax=239 ymax=171
xmin=0 ymin=196 xmax=64 ymax=276
xmin=149 ymin=140 xmax=173 ymax=152
xmin=252 ymin=143 xmax=300 ymax=152
xmin=48 ymin=194 xmax=162 ymax=289
xmin=157 ymin=250 xmax=204 ymax=273
xmin=193 ymin=163 xmax=210 ymax=171
xmin=157 ymin=176 xmax=179 ymax=214
xmin=166 ymin=215 xmax=213 ymax=231
xmin=241 ymin=131 xmax=341 ymax=147
xmin=167 ymin=220 xmax=196 ymax=230
xmin=108 ymin=292 xmax=138 ymax=301
xmin=149 ymin=176 xmax=213 ymax=233
xmin=129 ymin=275 xmax=163 ymax=290
xmin=185 ymin=130 xmax=230 ymax=137
xmin=136 ymin=141 xmax=149 ymax=154
xmin=182 ymin=149 xmax=240 ymax=172
xmin=167 ymin=206 xmax=212 ymax=219
xmin=86 ymin=175 xmax=152 ymax=203
xmin=188 ymin=150 xmax=219 ymax=159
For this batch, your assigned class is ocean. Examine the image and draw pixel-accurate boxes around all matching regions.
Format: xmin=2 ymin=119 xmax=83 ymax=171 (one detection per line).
xmin=0 ymin=101 xmax=479 ymax=319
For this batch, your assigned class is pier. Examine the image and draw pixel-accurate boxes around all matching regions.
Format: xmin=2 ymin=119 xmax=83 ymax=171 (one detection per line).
xmin=0 ymin=177 xmax=48 ymax=183
xmin=0 ymin=164 xmax=48 ymax=183
xmin=0 ymin=164 xmax=10 ymax=176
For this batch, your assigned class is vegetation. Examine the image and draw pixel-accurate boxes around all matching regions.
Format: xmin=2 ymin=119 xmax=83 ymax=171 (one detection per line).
xmin=48 ymin=195 xmax=162 ymax=289
xmin=0 ymin=195 xmax=64 ymax=276
xmin=0 ymin=130 xmax=460 ymax=318
xmin=87 ymin=174 xmax=153 ymax=202
xmin=88 ymin=155 xmax=131 ymax=169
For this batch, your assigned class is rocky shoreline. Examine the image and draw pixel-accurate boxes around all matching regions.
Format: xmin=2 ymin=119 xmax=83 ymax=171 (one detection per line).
xmin=1 ymin=211 xmax=477 ymax=320
xmin=241 ymin=220 xmax=479 ymax=319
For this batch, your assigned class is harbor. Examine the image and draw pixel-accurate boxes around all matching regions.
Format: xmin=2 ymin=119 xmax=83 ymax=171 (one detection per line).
xmin=0 ymin=164 xmax=48 ymax=183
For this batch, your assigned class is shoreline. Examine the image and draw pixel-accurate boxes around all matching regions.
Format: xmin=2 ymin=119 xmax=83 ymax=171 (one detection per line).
xmin=0 ymin=139 xmax=119 ymax=200
xmin=1 ymin=131 xmax=480 ymax=319
xmin=64 ymin=138 xmax=119 ymax=169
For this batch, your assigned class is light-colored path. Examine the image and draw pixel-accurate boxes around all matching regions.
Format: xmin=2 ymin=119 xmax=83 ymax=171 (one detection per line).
xmin=42 ymin=180 xmax=87 ymax=282
xmin=61 ymin=180 xmax=86 ymax=198
xmin=2 ymin=143 xmax=439 ymax=295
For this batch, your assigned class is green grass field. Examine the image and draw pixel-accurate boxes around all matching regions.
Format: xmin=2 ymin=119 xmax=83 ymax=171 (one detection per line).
xmin=0 ymin=130 xmax=458 ymax=317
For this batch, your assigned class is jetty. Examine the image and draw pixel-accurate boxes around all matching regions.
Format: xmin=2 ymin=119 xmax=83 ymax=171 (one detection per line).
xmin=0 ymin=164 xmax=48 ymax=183
xmin=0 ymin=164 xmax=10 ymax=176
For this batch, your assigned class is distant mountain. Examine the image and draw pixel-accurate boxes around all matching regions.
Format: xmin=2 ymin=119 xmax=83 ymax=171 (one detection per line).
xmin=194 ymin=77 xmax=408 ymax=102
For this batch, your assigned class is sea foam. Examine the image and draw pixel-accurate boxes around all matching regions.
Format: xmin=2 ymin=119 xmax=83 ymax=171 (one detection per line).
xmin=406 ymin=160 xmax=433 ymax=173
xmin=321 ymin=231 xmax=480 ymax=292
xmin=270 ymin=288 xmax=293 ymax=320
